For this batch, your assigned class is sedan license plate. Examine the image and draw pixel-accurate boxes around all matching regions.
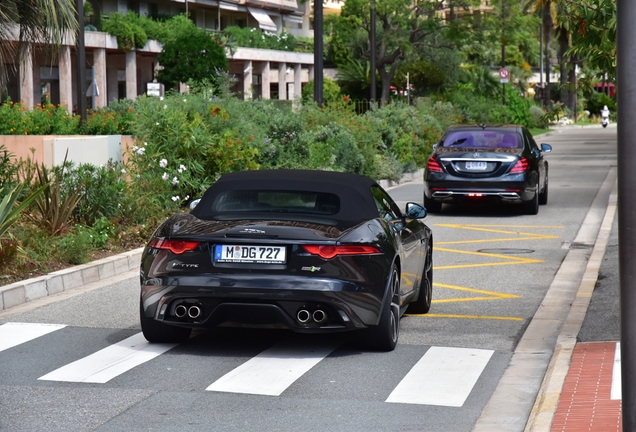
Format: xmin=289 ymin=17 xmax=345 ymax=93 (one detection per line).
xmin=465 ymin=161 xmax=488 ymax=170
xmin=214 ymin=245 xmax=286 ymax=264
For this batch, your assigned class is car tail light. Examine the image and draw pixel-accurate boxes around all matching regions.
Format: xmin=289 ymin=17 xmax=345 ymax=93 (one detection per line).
xmin=150 ymin=239 xmax=200 ymax=254
xmin=302 ymin=245 xmax=381 ymax=259
xmin=427 ymin=158 xmax=443 ymax=173
xmin=510 ymin=157 xmax=529 ymax=174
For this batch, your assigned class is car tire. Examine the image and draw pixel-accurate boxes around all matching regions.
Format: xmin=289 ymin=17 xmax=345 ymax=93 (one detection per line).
xmin=523 ymin=184 xmax=540 ymax=215
xmin=407 ymin=241 xmax=433 ymax=314
xmin=362 ymin=265 xmax=401 ymax=351
xmin=424 ymin=195 xmax=442 ymax=213
xmin=539 ymin=175 xmax=548 ymax=205
xmin=140 ymin=299 xmax=192 ymax=343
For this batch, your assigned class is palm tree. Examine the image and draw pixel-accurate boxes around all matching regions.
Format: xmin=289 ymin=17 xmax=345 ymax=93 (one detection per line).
xmin=0 ymin=0 xmax=78 ymax=95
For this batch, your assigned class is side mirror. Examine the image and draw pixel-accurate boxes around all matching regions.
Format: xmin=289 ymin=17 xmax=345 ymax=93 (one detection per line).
xmin=405 ymin=202 xmax=427 ymax=219
xmin=540 ymin=143 xmax=552 ymax=153
xmin=189 ymin=198 xmax=201 ymax=211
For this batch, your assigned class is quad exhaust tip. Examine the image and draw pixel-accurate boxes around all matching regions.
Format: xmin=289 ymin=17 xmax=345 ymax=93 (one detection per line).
xmin=188 ymin=305 xmax=202 ymax=319
xmin=297 ymin=309 xmax=311 ymax=323
xmin=175 ymin=304 xmax=188 ymax=318
xmin=313 ymin=310 xmax=327 ymax=324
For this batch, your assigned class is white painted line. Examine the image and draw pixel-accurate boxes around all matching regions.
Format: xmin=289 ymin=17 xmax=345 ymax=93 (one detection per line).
xmin=0 ymin=322 xmax=66 ymax=352
xmin=206 ymin=339 xmax=338 ymax=396
xmin=386 ymin=346 xmax=494 ymax=407
xmin=38 ymin=332 xmax=177 ymax=383
xmin=611 ymin=342 xmax=622 ymax=400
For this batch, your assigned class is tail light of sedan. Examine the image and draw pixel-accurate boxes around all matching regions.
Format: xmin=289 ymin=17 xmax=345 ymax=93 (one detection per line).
xmin=509 ymin=157 xmax=529 ymax=174
xmin=302 ymin=245 xmax=382 ymax=259
xmin=427 ymin=158 xmax=444 ymax=173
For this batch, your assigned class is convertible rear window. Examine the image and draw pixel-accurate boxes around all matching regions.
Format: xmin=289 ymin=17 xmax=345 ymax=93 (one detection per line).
xmin=441 ymin=131 xmax=521 ymax=149
xmin=211 ymin=190 xmax=340 ymax=215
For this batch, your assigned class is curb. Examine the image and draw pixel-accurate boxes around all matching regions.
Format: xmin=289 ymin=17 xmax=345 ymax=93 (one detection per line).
xmin=0 ymin=248 xmax=144 ymax=311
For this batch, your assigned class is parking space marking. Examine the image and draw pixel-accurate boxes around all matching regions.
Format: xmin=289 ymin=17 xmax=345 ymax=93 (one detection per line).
xmin=432 ymin=282 xmax=521 ymax=303
xmin=407 ymin=223 xmax=564 ymax=320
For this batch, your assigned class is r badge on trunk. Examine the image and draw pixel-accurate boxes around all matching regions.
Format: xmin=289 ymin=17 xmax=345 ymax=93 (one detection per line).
xmin=301 ymin=266 xmax=321 ymax=272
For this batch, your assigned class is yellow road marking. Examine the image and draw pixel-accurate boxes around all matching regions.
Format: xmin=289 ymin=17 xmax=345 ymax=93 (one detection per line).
xmin=403 ymin=223 xmax=562 ymax=320
xmin=405 ymin=313 xmax=523 ymax=321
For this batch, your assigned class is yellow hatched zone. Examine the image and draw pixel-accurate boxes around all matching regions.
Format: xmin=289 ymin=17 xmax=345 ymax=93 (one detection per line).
xmin=405 ymin=224 xmax=564 ymax=321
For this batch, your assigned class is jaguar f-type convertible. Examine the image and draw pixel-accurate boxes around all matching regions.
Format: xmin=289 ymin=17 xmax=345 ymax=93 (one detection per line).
xmin=139 ymin=170 xmax=433 ymax=351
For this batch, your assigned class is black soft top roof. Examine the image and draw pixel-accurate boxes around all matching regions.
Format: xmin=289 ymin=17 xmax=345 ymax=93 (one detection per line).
xmin=190 ymin=169 xmax=382 ymax=229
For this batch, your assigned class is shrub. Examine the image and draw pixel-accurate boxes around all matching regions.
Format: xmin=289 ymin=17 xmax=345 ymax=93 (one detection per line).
xmin=56 ymin=228 xmax=94 ymax=265
xmin=223 ymin=26 xmax=296 ymax=51
xmin=529 ymin=105 xmax=547 ymax=128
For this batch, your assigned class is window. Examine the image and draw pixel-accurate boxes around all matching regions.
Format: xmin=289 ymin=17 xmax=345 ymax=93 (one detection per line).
xmin=441 ymin=131 xmax=521 ymax=149
xmin=370 ymin=186 xmax=401 ymax=221
xmin=212 ymin=190 xmax=340 ymax=215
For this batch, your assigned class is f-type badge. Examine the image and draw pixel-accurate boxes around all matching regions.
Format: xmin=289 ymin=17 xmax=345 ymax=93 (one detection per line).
xmin=301 ymin=266 xmax=321 ymax=273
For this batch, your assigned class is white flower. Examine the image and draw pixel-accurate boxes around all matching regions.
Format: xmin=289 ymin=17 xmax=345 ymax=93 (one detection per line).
xmin=132 ymin=145 xmax=138 ymax=151
xmin=185 ymin=195 xmax=190 ymax=200
xmin=172 ymin=176 xmax=179 ymax=185
xmin=183 ymin=99 xmax=187 ymax=102
xmin=159 ymin=158 xmax=168 ymax=168
xmin=171 ymin=196 xmax=180 ymax=202
xmin=121 ymin=168 xmax=127 ymax=174
xmin=156 ymin=122 xmax=159 ymax=125
xmin=162 ymin=172 xmax=169 ymax=181
xmin=144 ymin=142 xmax=148 ymax=146
xmin=164 ymin=105 xmax=167 ymax=110
xmin=178 ymin=164 xmax=186 ymax=173
xmin=136 ymin=147 xmax=146 ymax=155
xmin=160 ymin=96 xmax=164 ymax=101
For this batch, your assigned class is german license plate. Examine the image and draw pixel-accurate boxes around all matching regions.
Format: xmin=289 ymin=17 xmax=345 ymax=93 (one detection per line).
xmin=466 ymin=161 xmax=488 ymax=170
xmin=214 ymin=245 xmax=286 ymax=264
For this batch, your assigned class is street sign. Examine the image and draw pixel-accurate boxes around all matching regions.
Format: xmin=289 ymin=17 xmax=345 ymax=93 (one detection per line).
xmin=499 ymin=68 xmax=510 ymax=83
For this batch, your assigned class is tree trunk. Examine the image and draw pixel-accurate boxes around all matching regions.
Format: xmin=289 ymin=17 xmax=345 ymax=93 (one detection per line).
xmin=558 ymin=26 xmax=569 ymax=107
xmin=543 ymin=0 xmax=553 ymax=109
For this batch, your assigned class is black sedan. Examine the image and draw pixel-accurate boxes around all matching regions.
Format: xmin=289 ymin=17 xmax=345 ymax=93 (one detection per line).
xmin=423 ymin=124 xmax=552 ymax=214
xmin=139 ymin=170 xmax=433 ymax=351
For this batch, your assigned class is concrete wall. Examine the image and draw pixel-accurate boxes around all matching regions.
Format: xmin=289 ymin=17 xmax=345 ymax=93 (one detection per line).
xmin=0 ymin=135 xmax=133 ymax=168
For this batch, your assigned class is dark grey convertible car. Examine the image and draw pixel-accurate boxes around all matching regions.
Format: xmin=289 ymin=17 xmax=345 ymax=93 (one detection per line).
xmin=139 ymin=170 xmax=433 ymax=351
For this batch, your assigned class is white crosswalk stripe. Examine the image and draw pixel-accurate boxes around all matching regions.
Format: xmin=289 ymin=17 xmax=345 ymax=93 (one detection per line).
xmin=206 ymin=338 xmax=339 ymax=396
xmin=38 ymin=332 xmax=177 ymax=383
xmin=0 ymin=322 xmax=66 ymax=352
xmin=386 ymin=346 xmax=494 ymax=407
xmin=1 ymin=321 xmax=497 ymax=406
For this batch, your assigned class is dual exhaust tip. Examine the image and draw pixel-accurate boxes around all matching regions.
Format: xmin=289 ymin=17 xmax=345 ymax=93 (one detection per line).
xmin=297 ymin=309 xmax=327 ymax=324
xmin=175 ymin=304 xmax=202 ymax=319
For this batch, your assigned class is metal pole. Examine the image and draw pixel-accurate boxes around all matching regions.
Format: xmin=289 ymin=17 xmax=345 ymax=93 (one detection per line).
xmin=539 ymin=7 xmax=543 ymax=106
xmin=501 ymin=1 xmax=505 ymax=105
xmin=75 ymin=0 xmax=87 ymax=123
xmin=617 ymin=0 xmax=636 ymax=429
xmin=406 ymin=72 xmax=409 ymax=105
xmin=313 ymin=0 xmax=324 ymax=106
xmin=370 ymin=0 xmax=376 ymax=103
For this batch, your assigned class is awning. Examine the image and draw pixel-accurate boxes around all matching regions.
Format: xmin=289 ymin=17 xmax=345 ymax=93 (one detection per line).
xmin=283 ymin=14 xmax=304 ymax=24
xmin=248 ymin=7 xmax=278 ymax=32
xmin=219 ymin=1 xmax=246 ymax=11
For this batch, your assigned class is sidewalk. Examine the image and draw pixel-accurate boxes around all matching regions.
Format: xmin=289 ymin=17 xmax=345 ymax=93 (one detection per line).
xmin=527 ymin=177 xmax=621 ymax=432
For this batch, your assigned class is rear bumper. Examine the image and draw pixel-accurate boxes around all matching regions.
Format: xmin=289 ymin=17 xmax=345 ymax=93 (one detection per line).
xmin=424 ymin=174 xmax=535 ymax=203
xmin=140 ymin=274 xmax=385 ymax=333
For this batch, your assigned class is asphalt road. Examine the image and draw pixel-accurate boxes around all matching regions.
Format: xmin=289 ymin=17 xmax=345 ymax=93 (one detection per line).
xmin=0 ymin=125 xmax=618 ymax=432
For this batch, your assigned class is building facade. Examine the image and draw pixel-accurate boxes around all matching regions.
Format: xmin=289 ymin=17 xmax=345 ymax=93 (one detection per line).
xmin=1 ymin=0 xmax=323 ymax=111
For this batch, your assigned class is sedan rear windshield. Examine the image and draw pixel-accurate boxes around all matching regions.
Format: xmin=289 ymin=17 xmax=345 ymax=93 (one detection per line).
xmin=441 ymin=131 xmax=521 ymax=149
xmin=211 ymin=190 xmax=340 ymax=215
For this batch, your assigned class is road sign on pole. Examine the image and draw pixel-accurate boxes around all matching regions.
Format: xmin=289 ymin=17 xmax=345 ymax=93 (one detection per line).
xmin=499 ymin=68 xmax=510 ymax=83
